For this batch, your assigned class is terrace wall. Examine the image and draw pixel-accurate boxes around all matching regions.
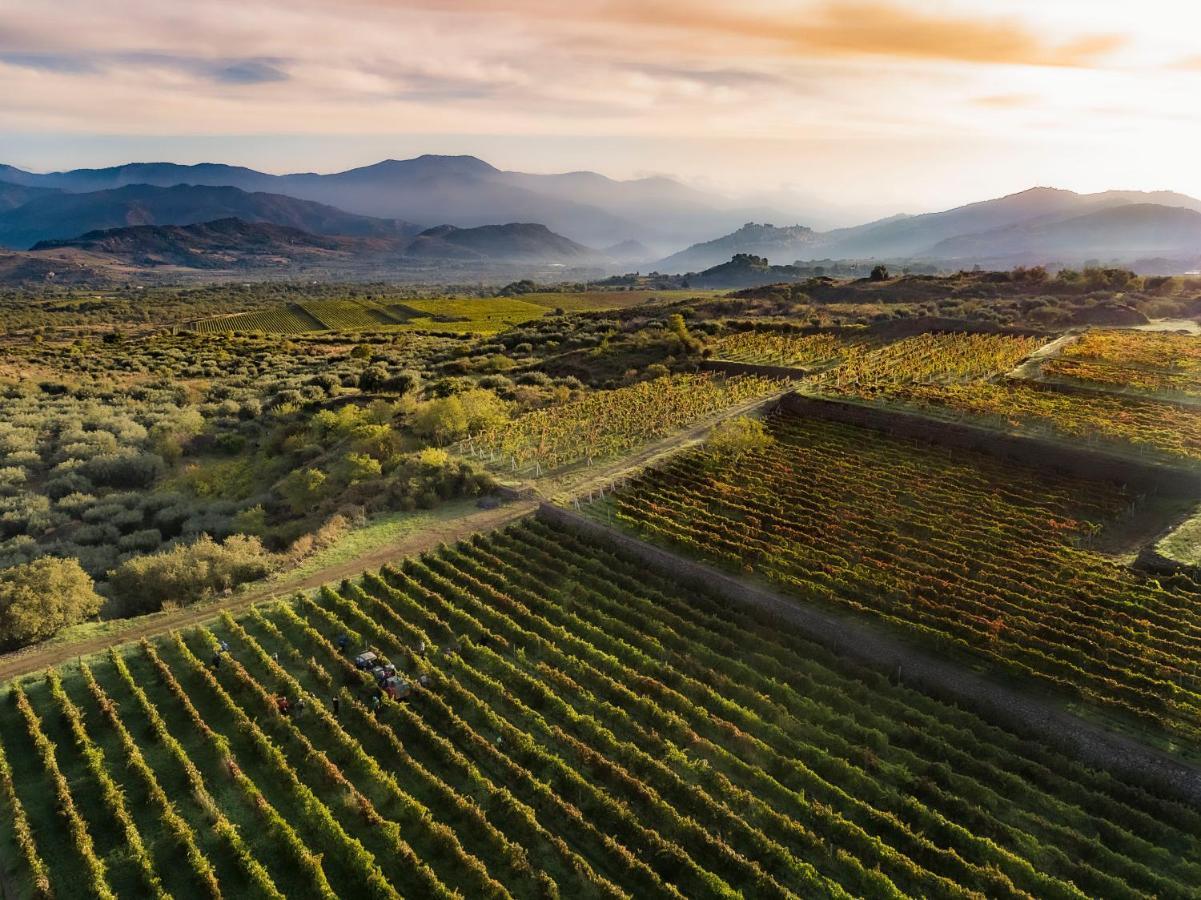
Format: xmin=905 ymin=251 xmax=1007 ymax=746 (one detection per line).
xmin=1008 ymin=374 xmax=1201 ymax=412
xmin=779 ymin=393 xmax=1201 ymax=497
xmin=537 ymin=502 xmax=1201 ymax=807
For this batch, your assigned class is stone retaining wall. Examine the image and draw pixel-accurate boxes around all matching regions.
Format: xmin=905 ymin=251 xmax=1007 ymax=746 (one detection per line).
xmin=537 ymin=502 xmax=1201 ymax=807
xmin=779 ymin=393 xmax=1201 ymax=497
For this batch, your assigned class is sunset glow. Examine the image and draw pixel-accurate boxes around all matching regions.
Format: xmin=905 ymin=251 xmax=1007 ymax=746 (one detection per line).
xmin=2 ymin=0 xmax=1201 ymax=218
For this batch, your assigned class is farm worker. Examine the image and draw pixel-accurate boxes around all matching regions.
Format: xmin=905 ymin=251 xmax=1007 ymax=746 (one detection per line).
xmin=211 ymin=653 xmax=221 ymax=669
xmin=331 ymin=696 xmax=341 ymax=716
xmin=277 ymin=696 xmax=290 ymax=715
xmin=371 ymin=694 xmax=382 ymax=715
xmin=219 ymin=640 xmax=230 ymax=653
xmin=337 ymin=634 xmax=350 ymax=652
xmin=295 ymin=697 xmax=306 ymax=717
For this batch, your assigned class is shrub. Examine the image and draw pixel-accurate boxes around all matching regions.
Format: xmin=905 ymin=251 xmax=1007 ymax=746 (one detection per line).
xmin=80 ymin=452 xmax=165 ymax=489
xmin=337 ymin=452 xmax=382 ymax=485
xmin=107 ymin=534 xmax=276 ymax=615
xmin=278 ymin=467 xmax=328 ymax=515
xmin=0 ymin=557 xmax=103 ymax=648
xmin=117 ymin=528 xmax=164 ymax=553
xmin=706 ymin=416 xmax=774 ymax=459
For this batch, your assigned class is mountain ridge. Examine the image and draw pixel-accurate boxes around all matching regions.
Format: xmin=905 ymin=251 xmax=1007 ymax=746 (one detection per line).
xmin=0 ymin=154 xmax=791 ymax=249
xmin=0 ymin=182 xmax=421 ymax=250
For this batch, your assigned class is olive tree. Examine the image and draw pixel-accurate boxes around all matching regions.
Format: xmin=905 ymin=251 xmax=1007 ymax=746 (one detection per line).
xmin=0 ymin=557 xmax=103 ymax=648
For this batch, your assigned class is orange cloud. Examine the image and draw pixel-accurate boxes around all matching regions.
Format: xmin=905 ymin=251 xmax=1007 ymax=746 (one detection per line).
xmin=973 ymin=93 xmax=1037 ymax=109
xmin=605 ymin=1 xmax=1125 ymax=68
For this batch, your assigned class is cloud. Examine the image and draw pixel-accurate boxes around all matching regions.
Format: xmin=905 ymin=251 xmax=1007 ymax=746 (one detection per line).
xmin=211 ymin=60 xmax=288 ymax=85
xmin=602 ymin=1 xmax=1125 ymax=68
xmin=0 ymin=48 xmax=289 ymax=85
xmin=0 ymin=52 xmax=97 ymax=74
xmin=973 ymin=93 xmax=1037 ymax=109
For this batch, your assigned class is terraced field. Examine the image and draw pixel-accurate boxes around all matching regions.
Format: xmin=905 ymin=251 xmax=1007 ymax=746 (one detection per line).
xmin=813 ymin=332 xmax=1043 ymax=392
xmin=1042 ymin=329 xmax=1201 ymax=399
xmin=463 ymin=373 xmax=784 ymax=471
xmin=707 ymin=330 xmax=862 ymax=368
xmin=807 ymin=330 xmax=1201 ymax=464
xmin=602 ymin=409 xmax=1201 ymax=741
xmin=302 ymin=301 xmax=399 ymax=330
xmin=879 ymin=380 xmax=1201 ymax=464
xmin=3 ymin=519 xmax=1200 ymax=898
xmin=190 ymin=305 xmax=323 ymax=334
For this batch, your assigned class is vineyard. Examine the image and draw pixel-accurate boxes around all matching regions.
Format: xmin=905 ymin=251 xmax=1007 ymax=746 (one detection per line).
xmin=461 ymin=373 xmax=785 ymax=471
xmin=800 ymin=330 xmax=1201 ymax=464
xmin=812 ymin=332 xmax=1043 ymax=393
xmin=302 ymin=301 xmax=399 ymax=330
xmin=878 ymin=380 xmax=1201 ymax=463
xmin=3 ymin=519 xmax=1200 ymax=898
xmin=602 ymin=410 xmax=1201 ymax=741
xmin=707 ymin=330 xmax=858 ymax=368
xmin=190 ymin=305 xmax=324 ymax=334
xmin=1041 ymin=329 xmax=1201 ymax=399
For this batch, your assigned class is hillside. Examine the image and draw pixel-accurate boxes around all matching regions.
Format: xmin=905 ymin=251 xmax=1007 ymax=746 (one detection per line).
xmin=0 ymin=155 xmax=789 ymax=249
xmin=687 ymin=253 xmax=810 ymax=288
xmin=814 ymin=187 xmax=1201 ymax=260
xmin=0 ymin=183 xmax=420 ymax=250
xmin=404 ymin=223 xmax=602 ymax=263
xmin=655 ymin=223 xmax=818 ymax=272
xmin=0 ymin=181 xmax=58 ymax=212
xmin=926 ymin=203 xmax=1201 ymax=265
xmin=656 ymin=187 xmax=1201 ymax=273
xmin=31 ymin=218 xmax=354 ymax=269
xmin=8 ymin=218 xmax=605 ymax=281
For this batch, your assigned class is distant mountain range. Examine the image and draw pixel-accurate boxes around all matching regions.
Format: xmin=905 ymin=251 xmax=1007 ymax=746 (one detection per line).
xmin=0 ymin=183 xmax=419 ymax=249
xmin=0 ymin=155 xmax=784 ymax=250
xmin=654 ymin=187 xmax=1201 ymax=272
xmin=2 ymin=153 xmax=1201 ymax=280
xmin=22 ymin=218 xmax=605 ymax=277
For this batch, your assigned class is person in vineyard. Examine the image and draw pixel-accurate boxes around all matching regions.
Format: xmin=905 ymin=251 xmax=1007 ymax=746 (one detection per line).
xmin=295 ymin=696 xmax=306 ymax=717
xmin=277 ymin=695 xmax=290 ymax=716
xmin=331 ymin=695 xmax=341 ymax=716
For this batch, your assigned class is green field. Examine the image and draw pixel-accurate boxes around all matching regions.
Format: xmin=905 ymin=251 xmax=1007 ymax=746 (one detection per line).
xmin=2 ymin=519 xmax=1198 ymax=898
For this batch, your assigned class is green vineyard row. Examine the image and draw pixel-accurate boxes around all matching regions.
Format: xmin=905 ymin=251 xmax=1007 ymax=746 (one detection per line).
xmin=1 ymin=520 xmax=1199 ymax=897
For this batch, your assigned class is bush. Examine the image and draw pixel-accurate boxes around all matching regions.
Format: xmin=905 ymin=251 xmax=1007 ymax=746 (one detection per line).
xmin=411 ymin=389 xmax=507 ymax=443
xmin=706 ymin=416 xmax=774 ymax=459
xmin=79 ymin=452 xmax=165 ymax=489
xmin=117 ymin=528 xmax=164 ymax=553
xmin=107 ymin=534 xmax=276 ymax=616
xmin=278 ymin=467 xmax=329 ymax=515
xmin=0 ymin=557 xmax=103 ymax=648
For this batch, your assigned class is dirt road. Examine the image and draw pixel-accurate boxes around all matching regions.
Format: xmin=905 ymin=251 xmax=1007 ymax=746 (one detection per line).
xmin=0 ymin=388 xmax=786 ymax=680
xmin=0 ymin=499 xmax=536 ymax=682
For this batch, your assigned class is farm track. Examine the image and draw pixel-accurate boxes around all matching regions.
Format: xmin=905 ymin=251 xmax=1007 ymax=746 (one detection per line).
xmin=0 ymin=391 xmax=787 ymax=681
xmin=538 ymin=503 xmax=1201 ymax=805
xmin=0 ymin=501 xmax=537 ymax=683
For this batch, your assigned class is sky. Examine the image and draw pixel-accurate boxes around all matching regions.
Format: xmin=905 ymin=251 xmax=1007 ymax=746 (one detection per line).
xmin=1 ymin=0 xmax=1200 ymax=224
